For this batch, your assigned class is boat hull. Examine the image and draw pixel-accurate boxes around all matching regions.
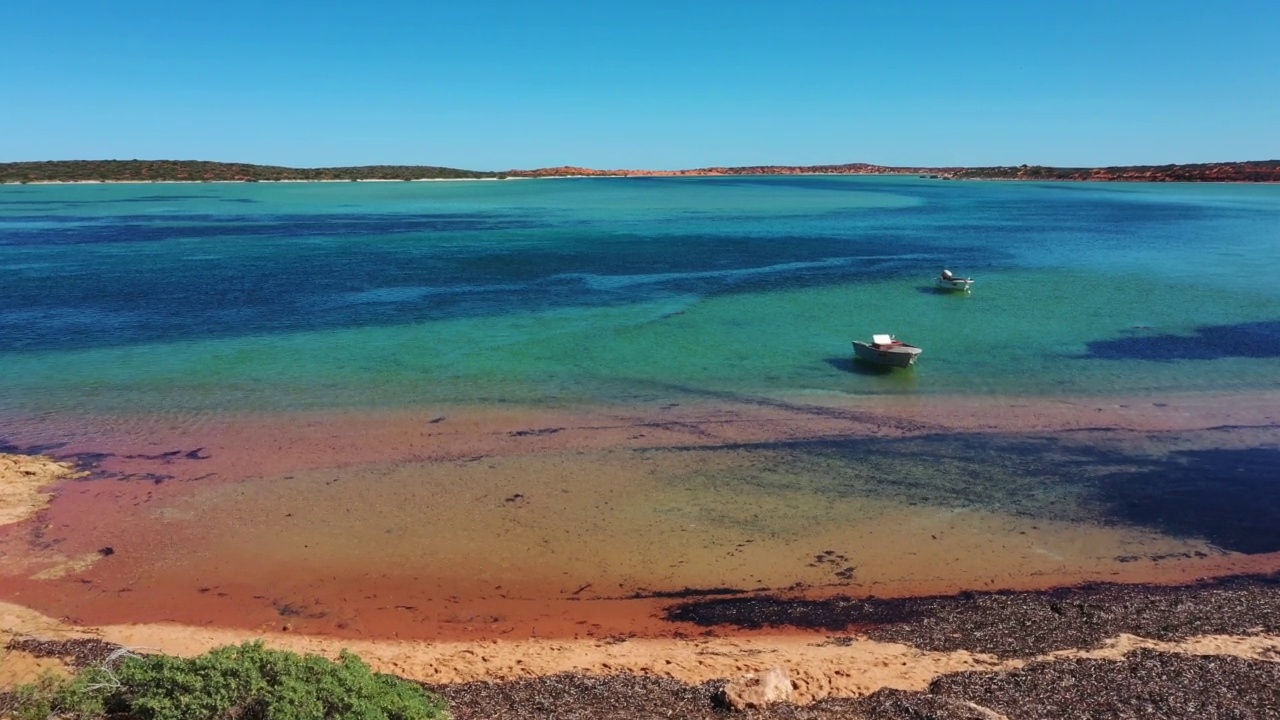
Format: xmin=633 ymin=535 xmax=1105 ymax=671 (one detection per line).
xmin=935 ymin=277 xmax=974 ymax=292
xmin=852 ymin=341 xmax=922 ymax=368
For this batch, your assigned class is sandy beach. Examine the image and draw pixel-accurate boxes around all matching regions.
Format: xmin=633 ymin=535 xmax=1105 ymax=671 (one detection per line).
xmin=2 ymin=576 xmax=1279 ymax=717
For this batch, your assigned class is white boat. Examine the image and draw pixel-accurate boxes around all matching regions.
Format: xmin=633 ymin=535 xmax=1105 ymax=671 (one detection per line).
xmin=935 ymin=269 xmax=974 ymax=292
xmin=852 ymin=334 xmax=923 ymax=368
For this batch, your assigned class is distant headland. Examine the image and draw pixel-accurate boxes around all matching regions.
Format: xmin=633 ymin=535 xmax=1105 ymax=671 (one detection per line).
xmin=2 ymin=158 xmax=1278 ymax=184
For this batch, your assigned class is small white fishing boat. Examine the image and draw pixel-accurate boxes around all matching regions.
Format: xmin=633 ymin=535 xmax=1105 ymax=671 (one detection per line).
xmin=852 ymin=334 xmax=923 ymax=368
xmin=935 ymin=269 xmax=974 ymax=292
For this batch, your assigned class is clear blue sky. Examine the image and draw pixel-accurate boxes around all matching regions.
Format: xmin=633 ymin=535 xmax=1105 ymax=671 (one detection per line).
xmin=3 ymin=0 xmax=1277 ymax=170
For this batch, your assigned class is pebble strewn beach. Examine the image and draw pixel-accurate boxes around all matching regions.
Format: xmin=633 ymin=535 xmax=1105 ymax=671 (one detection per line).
xmin=4 ymin=574 xmax=1280 ymax=718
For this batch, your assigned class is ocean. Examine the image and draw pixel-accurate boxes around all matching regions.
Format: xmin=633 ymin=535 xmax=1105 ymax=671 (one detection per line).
xmin=4 ymin=176 xmax=1280 ymax=412
xmin=2 ymin=176 xmax=1278 ymax=637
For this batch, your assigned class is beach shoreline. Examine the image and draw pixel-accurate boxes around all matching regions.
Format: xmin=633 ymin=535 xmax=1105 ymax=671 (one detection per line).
xmin=2 ymin=389 xmax=1279 ymax=640
xmin=3 ymin=392 xmax=1280 ymax=715
xmin=2 ymin=573 xmax=1279 ymax=711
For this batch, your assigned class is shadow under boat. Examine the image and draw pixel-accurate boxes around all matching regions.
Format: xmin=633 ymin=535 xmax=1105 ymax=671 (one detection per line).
xmin=824 ymin=357 xmax=920 ymax=388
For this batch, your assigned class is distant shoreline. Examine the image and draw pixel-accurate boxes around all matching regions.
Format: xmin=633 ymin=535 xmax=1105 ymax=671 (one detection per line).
xmin=2 ymin=159 xmax=1278 ymax=184
xmin=10 ymin=174 xmax=1280 ymax=184
xmin=3 ymin=174 xmax=524 ymax=183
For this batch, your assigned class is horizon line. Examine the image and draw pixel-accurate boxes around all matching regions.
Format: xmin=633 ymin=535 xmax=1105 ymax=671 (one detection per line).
xmin=4 ymin=158 xmax=1280 ymax=173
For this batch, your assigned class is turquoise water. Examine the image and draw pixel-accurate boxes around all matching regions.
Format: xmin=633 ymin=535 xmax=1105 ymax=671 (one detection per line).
xmin=2 ymin=177 xmax=1280 ymax=415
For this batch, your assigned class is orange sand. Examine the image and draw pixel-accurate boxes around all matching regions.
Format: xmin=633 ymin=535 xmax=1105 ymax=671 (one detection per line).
xmin=3 ymin=600 xmax=1279 ymax=703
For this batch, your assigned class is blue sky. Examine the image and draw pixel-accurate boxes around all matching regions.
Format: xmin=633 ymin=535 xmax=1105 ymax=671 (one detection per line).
xmin=3 ymin=0 xmax=1277 ymax=170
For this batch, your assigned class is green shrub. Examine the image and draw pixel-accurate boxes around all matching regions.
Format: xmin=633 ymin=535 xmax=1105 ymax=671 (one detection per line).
xmin=4 ymin=672 xmax=64 ymax=720
xmin=2 ymin=671 xmax=104 ymax=720
xmin=14 ymin=641 xmax=448 ymax=720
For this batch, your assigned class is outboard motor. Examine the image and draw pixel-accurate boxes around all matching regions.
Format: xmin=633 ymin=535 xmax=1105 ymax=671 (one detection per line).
xmin=941 ymin=269 xmax=954 ymax=280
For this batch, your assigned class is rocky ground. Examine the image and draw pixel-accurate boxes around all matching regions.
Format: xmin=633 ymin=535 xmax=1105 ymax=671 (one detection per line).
xmin=431 ymin=652 xmax=1280 ymax=720
xmin=666 ymin=572 xmax=1280 ymax=657
xmin=8 ymin=638 xmax=1277 ymax=719
xmin=7 ymin=574 xmax=1280 ymax=719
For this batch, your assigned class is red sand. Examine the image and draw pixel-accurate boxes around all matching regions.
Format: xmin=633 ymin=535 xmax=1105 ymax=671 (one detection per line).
xmin=2 ymin=391 xmax=1279 ymax=642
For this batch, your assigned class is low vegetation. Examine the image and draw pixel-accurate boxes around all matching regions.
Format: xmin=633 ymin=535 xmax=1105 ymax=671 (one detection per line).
xmin=1 ymin=642 xmax=449 ymax=720
xmin=951 ymin=160 xmax=1280 ymax=182
xmin=3 ymin=159 xmax=1278 ymax=183
xmin=0 ymin=160 xmax=496 ymax=183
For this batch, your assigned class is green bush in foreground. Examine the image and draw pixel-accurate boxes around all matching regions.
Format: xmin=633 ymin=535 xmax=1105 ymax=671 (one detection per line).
xmin=10 ymin=641 xmax=449 ymax=720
